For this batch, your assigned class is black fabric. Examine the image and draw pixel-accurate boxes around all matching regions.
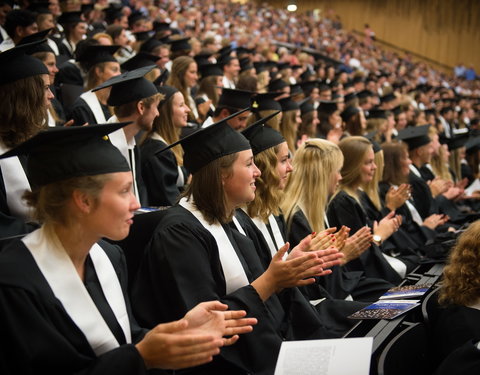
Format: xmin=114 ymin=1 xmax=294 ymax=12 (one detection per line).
xmin=131 ymin=205 xmax=332 ymax=375
xmin=435 ymin=339 xmax=480 ymax=375
xmin=55 ymin=61 xmax=84 ymax=87
xmin=327 ymin=191 xmax=403 ymax=284
xmin=0 ymin=239 xmax=150 ymax=374
xmin=287 ymin=209 xmax=392 ymax=301
xmin=68 ymin=97 xmax=112 ymax=126
xmin=241 ymin=113 xmax=284 ymax=155
xmin=140 ymin=137 xmax=184 ymax=206
xmin=0 ymin=123 xmax=131 ymax=189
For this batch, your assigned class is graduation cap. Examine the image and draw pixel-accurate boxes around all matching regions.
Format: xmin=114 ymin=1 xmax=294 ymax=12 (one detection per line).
xmin=217 ymin=87 xmax=253 ymax=109
xmin=133 ymin=30 xmax=155 ymax=42
xmin=153 ymin=21 xmax=171 ymax=32
xmin=27 ymin=1 xmax=51 ymax=14
xmin=299 ymin=80 xmax=318 ymax=95
xmin=364 ymin=131 xmax=382 ymax=153
xmin=317 ymin=100 xmax=338 ymax=115
xmin=465 ymin=136 xmax=480 ymax=154
xmin=156 ymin=108 xmax=252 ymax=174
xmin=140 ymin=36 xmax=163 ymax=53
xmin=57 ymin=11 xmax=83 ymax=26
xmin=251 ymin=92 xmax=282 ymax=112
xmin=367 ymin=108 xmax=388 ymax=120
xmin=235 ymin=46 xmax=254 ymax=56
xmin=397 ymin=124 xmax=431 ymax=151
xmin=276 ymin=61 xmax=291 ymax=71
xmin=343 ymin=80 xmax=354 ymax=90
xmin=120 ymin=52 xmax=159 ymax=71
xmin=128 ymin=10 xmax=147 ymax=26
xmin=19 ymin=29 xmax=55 ymax=55
xmin=92 ymin=65 xmax=158 ymax=106
xmin=153 ymin=68 xmax=169 ymax=86
xmin=198 ymin=63 xmax=223 ymax=79
xmin=357 ymin=89 xmax=373 ymax=100
xmin=217 ymin=53 xmax=237 ymax=67
xmin=103 ymin=4 xmax=124 ymax=23
xmin=239 ymin=57 xmax=253 ymax=73
xmin=241 ymin=111 xmax=284 ymax=155
xmin=341 ymin=105 xmax=360 ymax=122
xmin=76 ymin=45 xmax=119 ymax=70
xmin=81 ymin=2 xmax=94 ymax=14
xmin=253 ymin=60 xmax=276 ymax=74
xmin=0 ymin=40 xmax=49 ymax=85
xmin=344 ymin=92 xmax=357 ymax=103
xmin=157 ymin=85 xmax=178 ymax=108
xmin=194 ymin=51 xmax=214 ymax=66
xmin=278 ymin=96 xmax=299 ymax=112
xmin=217 ymin=44 xmax=233 ymax=57
xmin=352 ymin=75 xmax=365 ymax=84
xmin=299 ymin=97 xmax=315 ymax=115
xmin=268 ymin=78 xmax=288 ymax=92
xmin=299 ymin=70 xmax=314 ymax=81
xmin=0 ymin=122 xmax=131 ymax=189
xmin=290 ymin=83 xmax=303 ymax=97
xmin=167 ymin=36 xmax=191 ymax=52
xmin=392 ymin=105 xmax=404 ymax=116
xmin=446 ymin=130 xmax=469 ymax=151
xmin=380 ymin=92 xmax=396 ymax=104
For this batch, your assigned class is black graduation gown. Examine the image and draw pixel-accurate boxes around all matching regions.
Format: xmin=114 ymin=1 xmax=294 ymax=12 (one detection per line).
xmin=0 ymin=156 xmax=38 ymax=246
xmin=432 ymin=304 xmax=480 ymax=362
xmin=131 ymin=205 xmax=331 ymax=375
xmin=0 ymin=239 xmax=153 ymax=375
xmin=326 ymin=191 xmax=403 ymax=284
xmin=68 ymin=97 xmax=112 ymax=126
xmin=435 ymin=339 xmax=480 ymax=375
xmin=378 ymin=181 xmax=436 ymax=247
xmin=287 ymin=209 xmax=392 ymax=302
xmin=55 ymin=60 xmax=84 ymax=87
xmin=358 ymin=191 xmax=421 ymax=270
xmin=233 ymin=209 xmax=372 ymax=337
xmin=139 ymin=137 xmax=186 ymax=207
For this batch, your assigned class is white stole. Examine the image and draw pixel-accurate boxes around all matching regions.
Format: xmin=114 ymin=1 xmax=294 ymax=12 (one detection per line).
xmin=409 ymin=164 xmax=422 ymax=178
xmin=107 ymin=116 xmax=140 ymax=202
xmin=179 ymin=197 xmax=249 ymax=294
xmin=47 ymin=38 xmax=60 ymax=55
xmin=47 ymin=108 xmax=56 ymax=127
xmin=22 ymin=227 xmax=131 ymax=355
xmin=249 ymin=212 xmax=286 ymax=259
xmin=81 ymin=90 xmax=107 ymax=124
xmin=0 ymin=142 xmax=32 ymax=220
xmin=150 ymin=132 xmax=185 ymax=187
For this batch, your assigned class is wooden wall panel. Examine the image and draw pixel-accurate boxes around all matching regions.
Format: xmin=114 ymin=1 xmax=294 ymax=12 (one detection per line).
xmin=264 ymin=0 xmax=480 ymax=73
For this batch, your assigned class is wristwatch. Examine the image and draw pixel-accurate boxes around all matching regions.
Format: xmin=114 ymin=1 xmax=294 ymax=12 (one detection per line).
xmin=373 ymin=234 xmax=382 ymax=245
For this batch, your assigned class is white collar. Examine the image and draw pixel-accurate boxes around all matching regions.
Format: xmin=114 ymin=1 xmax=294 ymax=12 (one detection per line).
xmin=179 ymin=197 xmax=249 ymax=293
xmin=22 ymin=227 xmax=131 ymax=355
xmin=80 ymin=90 xmax=107 ymax=123
xmin=248 ymin=211 xmax=286 ymax=259
xmin=409 ymin=164 xmax=422 ymax=178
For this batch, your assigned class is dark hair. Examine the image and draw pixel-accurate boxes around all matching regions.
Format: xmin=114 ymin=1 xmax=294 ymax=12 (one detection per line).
xmin=5 ymin=9 xmax=36 ymax=38
xmin=0 ymin=75 xmax=47 ymax=148
xmin=183 ymin=153 xmax=238 ymax=224
xmin=381 ymin=141 xmax=409 ymax=186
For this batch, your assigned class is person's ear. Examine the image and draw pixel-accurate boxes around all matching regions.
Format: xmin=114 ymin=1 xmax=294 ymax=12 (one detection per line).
xmin=72 ymin=190 xmax=94 ymax=214
xmin=137 ymin=100 xmax=145 ymax=115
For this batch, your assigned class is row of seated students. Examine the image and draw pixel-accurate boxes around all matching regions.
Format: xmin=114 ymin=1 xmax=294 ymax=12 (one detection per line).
xmin=0 ymin=18 xmax=480 ymax=375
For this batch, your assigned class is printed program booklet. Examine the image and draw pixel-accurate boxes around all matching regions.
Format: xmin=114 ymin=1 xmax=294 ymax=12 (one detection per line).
xmin=348 ymin=300 xmax=420 ymax=320
xmin=378 ymin=284 xmax=432 ymax=300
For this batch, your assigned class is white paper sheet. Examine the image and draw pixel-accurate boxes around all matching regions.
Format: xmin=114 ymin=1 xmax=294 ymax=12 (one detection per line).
xmin=274 ymin=337 xmax=373 ymax=375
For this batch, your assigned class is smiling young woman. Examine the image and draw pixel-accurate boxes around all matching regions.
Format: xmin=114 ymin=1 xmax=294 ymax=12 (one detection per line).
xmin=0 ymin=123 xmax=255 ymax=374
xmin=132 ymin=116 xmax=337 ymax=374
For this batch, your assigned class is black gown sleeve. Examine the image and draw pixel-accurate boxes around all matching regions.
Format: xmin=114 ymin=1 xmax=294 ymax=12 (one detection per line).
xmin=68 ymin=97 xmax=99 ymax=126
xmin=140 ymin=138 xmax=182 ymax=207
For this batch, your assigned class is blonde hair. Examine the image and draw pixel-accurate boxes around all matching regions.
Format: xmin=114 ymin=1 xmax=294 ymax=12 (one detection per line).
xmin=23 ymin=174 xmax=111 ymax=226
xmin=431 ymin=145 xmax=453 ymax=181
xmin=438 ymin=220 xmax=480 ymax=306
xmin=281 ymin=138 xmax=343 ymax=233
xmin=247 ymin=145 xmax=281 ymax=221
xmin=279 ymin=110 xmax=298 ymax=153
xmin=338 ymin=136 xmax=373 ymax=201
xmin=113 ymin=93 xmax=162 ymax=118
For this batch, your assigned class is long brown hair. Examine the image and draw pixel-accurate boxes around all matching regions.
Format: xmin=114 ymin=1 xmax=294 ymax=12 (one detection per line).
xmin=279 ymin=110 xmax=298 ymax=153
xmin=183 ymin=153 xmax=238 ymax=224
xmin=438 ymin=220 xmax=480 ymax=306
xmin=0 ymin=75 xmax=48 ymax=148
xmin=196 ymin=75 xmax=220 ymax=107
xmin=247 ymin=145 xmax=281 ymax=221
xmin=381 ymin=141 xmax=409 ymax=186
xmin=338 ymin=136 xmax=372 ymax=201
xmin=166 ymin=56 xmax=196 ymax=122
